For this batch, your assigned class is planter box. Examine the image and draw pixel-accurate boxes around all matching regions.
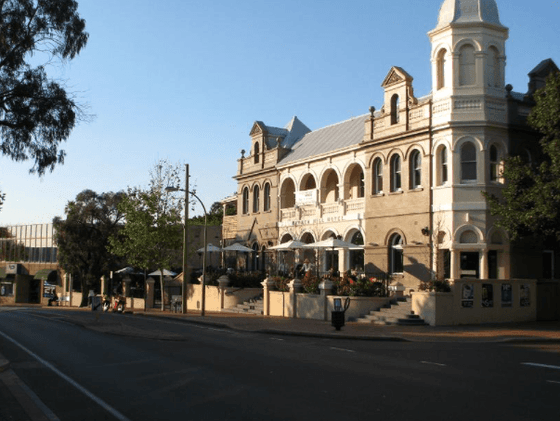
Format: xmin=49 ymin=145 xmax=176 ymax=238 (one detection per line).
xmin=412 ymin=291 xmax=454 ymax=326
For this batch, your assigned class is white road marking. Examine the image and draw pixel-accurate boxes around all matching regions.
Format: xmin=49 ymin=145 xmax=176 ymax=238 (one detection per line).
xmin=0 ymin=330 xmax=132 ymax=421
xmin=421 ymin=361 xmax=447 ymax=367
xmin=207 ymin=328 xmax=225 ymax=332
xmin=330 ymin=347 xmax=355 ymax=353
xmin=270 ymin=338 xmax=284 ymax=341
xmin=522 ymin=362 xmax=560 ymax=371
xmin=547 ymin=380 xmax=560 ymax=384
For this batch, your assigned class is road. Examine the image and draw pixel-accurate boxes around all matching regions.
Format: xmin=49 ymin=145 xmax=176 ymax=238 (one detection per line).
xmin=0 ymin=308 xmax=559 ymax=421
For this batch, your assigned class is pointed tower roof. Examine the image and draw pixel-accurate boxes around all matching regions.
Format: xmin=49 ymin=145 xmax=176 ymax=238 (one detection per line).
xmin=436 ymin=0 xmax=504 ymax=29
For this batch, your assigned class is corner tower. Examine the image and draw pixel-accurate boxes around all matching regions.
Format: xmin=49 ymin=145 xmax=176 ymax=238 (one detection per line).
xmin=429 ymin=0 xmax=509 ymax=123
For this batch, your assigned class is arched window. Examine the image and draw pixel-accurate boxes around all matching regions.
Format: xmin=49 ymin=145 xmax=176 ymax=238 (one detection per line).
xmin=410 ymin=150 xmax=422 ymax=189
xmin=280 ymin=179 xmax=296 ymax=209
xmin=242 ymin=187 xmax=249 ymax=215
xmin=488 ymin=47 xmax=500 ymax=88
xmin=322 ymin=170 xmax=339 ymax=203
xmin=348 ymin=165 xmax=364 ymax=199
xmin=459 ymin=44 xmax=476 ymax=86
xmin=437 ymin=49 xmax=447 ymax=90
xmin=389 ymin=234 xmax=404 ymax=274
xmin=439 ymin=146 xmax=448 ymax=185
xmin=373 ymin=158 xmax=383 ymax=195
xmin=391 ymin=94 xmax=400 ymax=125
xmin=253 ymin=185 xmax=260 ymax=213
xmin=390 ymin=154 xmax=402 ymax=192
xmin=263 ymin=183 xmax=271 ymax=212
xmin=253 ymin=142 xmax=260 ymax=164
xmin=460 ymin=230 xmax=478 ymax=244
xmin=461 ymin=142 xmax=477 ymax=183
xmin=489 ymin=145 xmax=501 ymax=182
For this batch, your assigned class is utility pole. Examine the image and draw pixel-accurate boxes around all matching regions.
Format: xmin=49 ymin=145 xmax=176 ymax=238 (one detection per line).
xmin=182 ymin=164 xmax=189 ymax=314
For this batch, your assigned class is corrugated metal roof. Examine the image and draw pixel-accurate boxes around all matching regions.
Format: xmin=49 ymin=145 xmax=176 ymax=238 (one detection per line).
xmin=278 ymin=114 xmax=367 ymax=166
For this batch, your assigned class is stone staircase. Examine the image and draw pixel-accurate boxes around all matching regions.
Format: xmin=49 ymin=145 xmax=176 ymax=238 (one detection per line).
xmin=355 ymin=297 xmax=427 ymax=326
xmin=222 ymin=294 xmax=264 ymax=315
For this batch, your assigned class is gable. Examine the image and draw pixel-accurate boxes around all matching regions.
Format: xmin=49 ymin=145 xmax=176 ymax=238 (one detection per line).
xmin=381 ymin=66 xmax=413 ymax=88
xmin=250 ymin=121 xmax=267 ymax=137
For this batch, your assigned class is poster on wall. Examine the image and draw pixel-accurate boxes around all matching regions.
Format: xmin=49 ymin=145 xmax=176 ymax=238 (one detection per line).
xmin=501 ymin=283 xmax=512 ymax=307
xmin=520 ymin=284 xmax=531 ymax=307
xmin=461 ymin=284 xmax=474 ymax=308
xmin=481 ymin=284 xmax=494 ymax=308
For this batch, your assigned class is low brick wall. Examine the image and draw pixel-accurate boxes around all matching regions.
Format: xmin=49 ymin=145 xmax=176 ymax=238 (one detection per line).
xmin=412 ymin=278 xmax=538 ymax=326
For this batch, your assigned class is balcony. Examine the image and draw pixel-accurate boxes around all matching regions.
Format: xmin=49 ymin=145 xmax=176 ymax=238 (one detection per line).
xmin=279 ymin=198 xmax=365 ymax=222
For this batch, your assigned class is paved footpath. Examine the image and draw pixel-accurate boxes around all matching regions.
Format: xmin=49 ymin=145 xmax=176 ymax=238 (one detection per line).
xmin=1 ymin=305 xmax=559 ymax=421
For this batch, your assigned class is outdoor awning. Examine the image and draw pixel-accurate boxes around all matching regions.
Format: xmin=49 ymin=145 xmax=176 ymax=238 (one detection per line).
xmin=33 ymin=269 xmax=56 ymax=281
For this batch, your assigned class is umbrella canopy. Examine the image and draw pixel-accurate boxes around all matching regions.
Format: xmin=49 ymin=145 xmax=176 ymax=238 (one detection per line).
xmin=115 ymin=267 xmax=144 ymax=275
xmin=196 ymin=243 xmax=222 ymax=253
xmin=269 ymin=240 xmax=306 ymax=250
xmin=148 ymin=269 xmax=177 ymax=277
xmin=222 ymin=243 xmax=253 ymax=253
xmin=302 ymin=238 xmax=363 ymax=249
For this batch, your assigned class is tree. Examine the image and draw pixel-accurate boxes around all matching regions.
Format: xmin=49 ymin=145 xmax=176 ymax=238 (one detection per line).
xmin=0 ymin=189 xmax=4 ymax=211
xmin=108 ymin=160 xmax=183 ymax=311
xmin=0 ymin=0 xmax=89 ymax=175
xmin=189 ymin=201 xmax=226 ymax=226
xmin=485 ymin=71 xmax=560 ymax=241
xmin=53 ymin=190 xmax=124 ymax=307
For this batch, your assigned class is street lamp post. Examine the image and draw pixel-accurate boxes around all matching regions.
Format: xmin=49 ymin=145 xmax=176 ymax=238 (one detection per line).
xmin=165 ymin=174 xmax=208 ymax=317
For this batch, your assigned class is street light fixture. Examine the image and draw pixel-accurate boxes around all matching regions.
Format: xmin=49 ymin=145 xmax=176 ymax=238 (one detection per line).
xmin=165 ymin=167 xmax=208 ymax=317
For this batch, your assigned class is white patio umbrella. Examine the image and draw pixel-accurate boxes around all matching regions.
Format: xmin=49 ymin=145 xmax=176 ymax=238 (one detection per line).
xmin=269 ymin=240 xmax=306 ymax=250
xmin=269 ymin=240 xmax=306 ymax=275
xmin=222 ymin=243 xmax=253 ymax=252
xmin=196 ymin=243 xmax=222 ymax=269
xmin=148 ymin=269 xmax=177 ymax=277
xmin=196 ymin=243 xmax=222 ymax=253
xmin=302 ymin=238 xmax=363 ymax=273
xmin=222 ymin=243 xmax=253 ymax=272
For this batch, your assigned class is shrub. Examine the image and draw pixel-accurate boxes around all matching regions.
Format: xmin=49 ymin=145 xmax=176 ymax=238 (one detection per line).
xmin=271 ymin=276 xmax=290 ymax=292
xmin=301 ymin=272 xmax=320 ymax=294
xmin=332 ymin=274 xmax=386 ymax=297
xmin=419 ymin=280 xmax=451 ymax=293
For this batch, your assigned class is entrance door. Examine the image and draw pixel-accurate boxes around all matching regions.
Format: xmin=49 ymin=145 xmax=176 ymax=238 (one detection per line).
xmin=488 ymin=250 xmax=498 ymax=279
xmin=460 ymin=252 xmax=480 ymax=278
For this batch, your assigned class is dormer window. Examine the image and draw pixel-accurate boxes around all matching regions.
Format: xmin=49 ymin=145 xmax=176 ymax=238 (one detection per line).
xmin=391 ymin=94 xmax=400 ymax=125
xmin=253 ymin=142 xmax=260 ymax=164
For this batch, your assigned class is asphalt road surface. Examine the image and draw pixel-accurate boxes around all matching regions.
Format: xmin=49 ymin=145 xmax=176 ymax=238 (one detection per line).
xmin=0 ymin=308 xmax=559 ymax=421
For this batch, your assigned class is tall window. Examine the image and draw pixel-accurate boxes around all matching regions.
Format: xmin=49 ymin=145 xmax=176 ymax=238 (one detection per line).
xmin=253 ymin=185 xmax=260 ymax=213
xmin=263 ymin=183 xmax=271 ymax=212
xmin=461 ymin=142 xmax=477 ymax=183
xmin=253 ymin=142 xmax=260 ymax=164
xmin=390 ymin=154 xmax=402 ymax=192
xmin=440 ymin=146 xmax=448 ymax=185
xmin=391 ymin=94 xmax=400 ymax=125
xmin=489 ymin=145 xmax=500 ymax=182
xmin=390 ymin=234 xmax=404 ymax=274
xmin=410 ymin=150 xmax=422 ymax=189
xmin=242 ymin=187 xmax=249 ymax=214
xmin=437 ymin=49 xmax=447 ymax=90
xmin=459 ymin=44 xmax=476 ymax=86
xmin=373 ymin=158 xmax=383 ymax=194
xmin=488 ymin=47 xmax=500 ymax=88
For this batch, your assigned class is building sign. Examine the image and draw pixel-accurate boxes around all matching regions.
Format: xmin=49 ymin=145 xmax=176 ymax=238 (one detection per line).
xmin=461 ymin=283 xmax=474 ymax=308
xmin=501 ymin=283 xmax=512 ymax=307
xmin=481 ymin=284 xmax=493 ymax=308
xmin=520 ymin=284 xmax=531 ymax=307
xmin=295 ymin=190 xmax=317 ymax=206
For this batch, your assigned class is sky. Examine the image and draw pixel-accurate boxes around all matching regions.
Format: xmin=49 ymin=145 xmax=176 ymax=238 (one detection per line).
xmin=1 ymin=0 xmax=559 ymax=225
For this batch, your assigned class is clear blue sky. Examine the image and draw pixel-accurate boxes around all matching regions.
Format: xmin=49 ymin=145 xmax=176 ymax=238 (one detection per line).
xmin=1 ymin=0 xmax=559 ymax=224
